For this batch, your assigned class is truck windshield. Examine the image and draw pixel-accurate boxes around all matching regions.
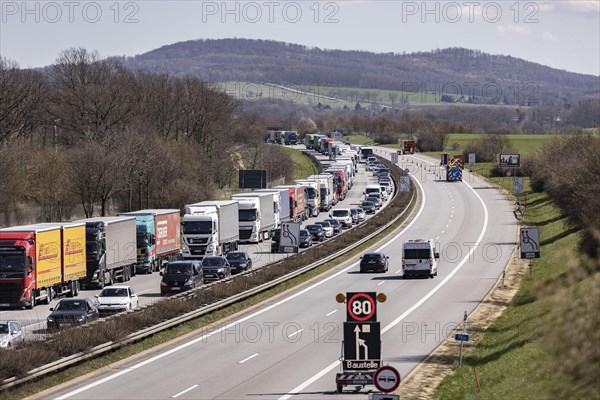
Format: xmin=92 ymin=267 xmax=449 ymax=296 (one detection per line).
xmin=238 ymin=209 xmax=257 ymax=222
xmin=404 ymin=249 xmax=431 ymax=259
xmin=0 ymin=252 xmax=26 ymax=273
xmin=137 ymin=234 xmax=150 ymax=247
xmin=86 ymin=242 xmax=99 ymax=255
xmin=306 ymin=188 xmax=317 ymax=199
xmin=182 ymin=221 xmax=212 ymax=234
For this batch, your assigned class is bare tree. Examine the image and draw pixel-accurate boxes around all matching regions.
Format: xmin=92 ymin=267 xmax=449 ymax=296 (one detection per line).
xmin=0 ymin=58 xmax=46 ymax=142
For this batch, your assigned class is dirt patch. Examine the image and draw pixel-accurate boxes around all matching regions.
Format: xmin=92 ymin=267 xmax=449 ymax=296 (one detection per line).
xmin=396 ymin=187 xmax=527 ymax=399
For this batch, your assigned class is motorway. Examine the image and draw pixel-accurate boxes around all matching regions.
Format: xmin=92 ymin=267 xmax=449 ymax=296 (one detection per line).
xmin=39 ymin=148 xmax=516 ymax=399
xmin=0 ymin=147 xmax=385 ymax=337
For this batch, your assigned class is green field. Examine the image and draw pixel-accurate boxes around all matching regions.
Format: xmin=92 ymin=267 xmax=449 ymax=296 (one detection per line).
xmin=346 ymin=133 xmax=557 ymax=157
xmin=217 ymin=82 xmax=525 ymax=109
xmin=444 ymin=133 xmax=558 ymax=156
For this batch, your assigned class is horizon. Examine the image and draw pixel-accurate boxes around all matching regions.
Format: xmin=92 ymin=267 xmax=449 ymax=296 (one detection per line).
xmin=1 ymin=1 xmax=598 ymax=76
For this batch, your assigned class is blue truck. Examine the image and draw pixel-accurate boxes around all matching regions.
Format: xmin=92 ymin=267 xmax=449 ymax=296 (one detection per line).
xmin=119 ymin=209 xmax=181 ymax=274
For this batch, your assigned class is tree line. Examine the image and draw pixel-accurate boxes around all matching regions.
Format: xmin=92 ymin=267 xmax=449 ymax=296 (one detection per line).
xmin=0 ymin=50 xmax=293 ymax=225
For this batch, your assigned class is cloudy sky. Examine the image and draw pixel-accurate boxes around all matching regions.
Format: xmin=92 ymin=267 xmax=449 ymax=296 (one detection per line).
xmin=1 ymin=0 xmax=599 ymax=75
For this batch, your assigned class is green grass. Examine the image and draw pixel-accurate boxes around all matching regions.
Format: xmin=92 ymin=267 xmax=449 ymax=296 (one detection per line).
xmin=345 ymin=133 xmax=555 ymax=158
xmin=279 ymin=146 xmax=319 ymax=182
xmin=218 ymin=82 xmax=527 ymax=109
xmin=433 ymin=178 xmax=590 ymax=399
xmin=445 ymin=134 xmax=558 ymax=156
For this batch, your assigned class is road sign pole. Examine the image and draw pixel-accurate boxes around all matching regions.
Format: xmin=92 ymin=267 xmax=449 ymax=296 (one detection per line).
xmin=459 ymin=311 xmax=467 ymax=367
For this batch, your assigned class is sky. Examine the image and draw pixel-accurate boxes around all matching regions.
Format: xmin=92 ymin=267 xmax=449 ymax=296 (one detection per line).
xmin=1 ymin=0 xmax=599 ymax=76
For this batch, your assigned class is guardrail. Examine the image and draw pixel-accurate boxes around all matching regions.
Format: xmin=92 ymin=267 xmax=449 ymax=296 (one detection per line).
xmin=0 ymin=153 xmax=413 ymax=393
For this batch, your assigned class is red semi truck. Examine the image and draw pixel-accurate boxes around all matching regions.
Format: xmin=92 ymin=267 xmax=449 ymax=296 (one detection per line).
xmin=329 ymin=171 xmax=347 ymax=202
xmin=275 ymin=185 xmax=308 ymax=222
xmin=0 ymin=223 xmax=86 ymax=309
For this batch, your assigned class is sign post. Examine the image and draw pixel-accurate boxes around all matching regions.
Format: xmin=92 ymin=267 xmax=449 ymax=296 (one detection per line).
xmin=456 ymin=310 xmax=468 ymax=367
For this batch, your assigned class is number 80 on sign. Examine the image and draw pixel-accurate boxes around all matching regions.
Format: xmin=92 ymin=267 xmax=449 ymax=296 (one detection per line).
xmin=346 ymin=292 xmax=377 ymax=322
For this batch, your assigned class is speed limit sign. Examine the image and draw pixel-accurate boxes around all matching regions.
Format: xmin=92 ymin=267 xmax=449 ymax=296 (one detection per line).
xmin=346 ymin=292 xmax=377 ymax=322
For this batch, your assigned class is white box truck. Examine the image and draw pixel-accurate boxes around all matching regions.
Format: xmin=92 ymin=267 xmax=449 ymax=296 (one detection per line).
xmin=308 ymin=174 xmax=335 ymax=211
xmin=402 ymin=239 xmax=440 ymax=279
xmin=254 ymin=188 xmax=291 ymax=227
xmin=182 ymin=200 xmax=239 ymax=258
xmin=231 ymin=192 xmax=276 ymax=243
xmin=294 ymin=179 xmax=321 ymax=217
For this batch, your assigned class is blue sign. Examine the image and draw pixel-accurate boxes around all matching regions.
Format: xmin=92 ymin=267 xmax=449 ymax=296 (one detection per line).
xmin=455 ymin=333 xmax=469 ymax=342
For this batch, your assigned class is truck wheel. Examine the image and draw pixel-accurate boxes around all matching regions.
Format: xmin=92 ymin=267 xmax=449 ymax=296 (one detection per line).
xmin=109 ymin=271 xmax=115 ymax=285
xmin=99 ymin=274 xmax=105 ymax=289
xmin=73 ymin=281 xmax=80 ymax=296
xmin=336 ymin=384 xmax=343 ymax=393
xmin=67 ymin=281 xmax=75 ymax=297
xmin=43 ymin=288 xmax=53 ymax=305
xmin=26 ymin=293 xmax=35 ymax=309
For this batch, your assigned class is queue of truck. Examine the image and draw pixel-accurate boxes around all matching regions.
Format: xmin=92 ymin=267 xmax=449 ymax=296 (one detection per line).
xmin=0 ymin=131 xmax=383 ymax=310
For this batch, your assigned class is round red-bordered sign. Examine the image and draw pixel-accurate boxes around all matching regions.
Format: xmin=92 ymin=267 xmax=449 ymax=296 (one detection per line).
xmin=347 ymin=292 xmax=376 ymax=321
xmin=374 ymin=365 xmax=401 ymax=392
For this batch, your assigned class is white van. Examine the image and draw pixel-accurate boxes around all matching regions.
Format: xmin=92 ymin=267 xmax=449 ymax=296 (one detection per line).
xmin=365 ymin=184 xmax=386 ymax=201
xmin=402 ymin=239 xmax=439 ymax=279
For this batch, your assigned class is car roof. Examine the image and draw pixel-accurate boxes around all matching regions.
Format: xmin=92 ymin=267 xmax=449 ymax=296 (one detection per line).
xmin=363 ymin=252 xmax=385 ymax=257
xmin=203 ymin=255 xmax=225 ymax=259
xmin=361 ymin=201 xmax=374 ymax=205
xmin=101 ymin=285 xmax=131 ymax=289
xmin=0 ymin=320 xmax=17 ymax=324
xmin=226 ymin=251 xmax=247 ymax=255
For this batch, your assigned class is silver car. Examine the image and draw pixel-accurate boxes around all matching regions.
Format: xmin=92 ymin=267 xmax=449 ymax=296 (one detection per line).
xmin=0 ymin=320 xmax=24 ymax=349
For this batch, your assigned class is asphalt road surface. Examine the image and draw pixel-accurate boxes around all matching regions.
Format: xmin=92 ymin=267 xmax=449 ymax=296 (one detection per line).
xmin=43 ymin=149 xmax=516 ymax=400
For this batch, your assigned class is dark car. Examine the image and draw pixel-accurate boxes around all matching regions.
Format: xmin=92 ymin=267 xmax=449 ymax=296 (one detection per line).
xmin=324 ymin=218 xmax=343 ymax=234
xmin=299 ymin=229 xmax=313 ymax=248
xmin=201 ymin=256 xmax=232 ymax=283
xmin=47 ymin=298 xmax=99 ymax=330
xmin=349 ymin=208 xmax=359 ymax=224
xmin=160 ymin=260 xmax=203 ymax=296
xmin=361 ymin=201 xmax=376 ymax=214
xmin=226 ymin=252 xmax=253 ymax=274
xmin=305 ymin=224 xmax=326 ymax=242
xmin=271 ymin=228 xmax=281 ymax=253
xmin=367 ymin=195 xmax=383 ymax=209
xmin=360 ymin=252 xmax=389 ymax=273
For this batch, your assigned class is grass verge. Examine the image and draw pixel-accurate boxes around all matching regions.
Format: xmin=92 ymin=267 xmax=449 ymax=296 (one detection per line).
xmin=432 ymin=177 xmax=598 ymax=399
xmin=279 ymin=146 xmax=319 ymax=182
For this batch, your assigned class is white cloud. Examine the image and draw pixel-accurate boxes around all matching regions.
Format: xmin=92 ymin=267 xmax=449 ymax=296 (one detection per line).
xmin=542 ymin=31 xmax=559 ymax=42
xmin=565 ymin=0 xmax=600 ymax=13
xmin=497 ymin=24 xmax=531 ymax=36
xmin=538 ymin=2 xmax=557 ymax=12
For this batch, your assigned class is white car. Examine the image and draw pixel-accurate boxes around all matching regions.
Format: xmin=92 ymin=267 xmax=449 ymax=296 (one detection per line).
xmin=94 ymin=285 xmax=139 ymax=316
xmin=0 ymin=320 xmax=24 ymax=348
xmin=330 ymin=208 xmax=353 ymax=228
xmin=315 ymin=221 xmax=334 ymax=238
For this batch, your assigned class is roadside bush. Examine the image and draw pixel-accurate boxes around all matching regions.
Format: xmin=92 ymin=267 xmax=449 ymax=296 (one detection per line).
xmin=462 ymin=134 xmax=512 ymax=162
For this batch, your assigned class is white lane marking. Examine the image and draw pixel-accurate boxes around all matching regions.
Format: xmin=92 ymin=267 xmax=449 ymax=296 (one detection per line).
xmin=287 ymin=329 xmax=303 ymax=338
xmin=55 ymin=164 xmax=430 ymax=400
xmin=137 ymin=289 xmax=152 ymax=295
xmin=325 ymin=310 xmax=338 ymax=317
xmin=171 ymin=384 xmax=199 ymax=398
xmin=238 ymin=353 xmax=259 ymax=364
xmin=435 ymin=236 xmax=440 ymax=240
xmin=378 ymin=281 xmax=385 ymax=286
xmin=441 ymin=230 xmax=445 ymax=234
xmin=446 ymin=224 xmax=449 ymax=228
xmin=395 ymin=269 xmax=402 ymax=274
xmin=279 ymin=162 xmax=490 ymax=400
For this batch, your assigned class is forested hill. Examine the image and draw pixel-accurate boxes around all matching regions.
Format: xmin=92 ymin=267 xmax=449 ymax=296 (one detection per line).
xmin=120 ymin=38 xmax=599 ymax=106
